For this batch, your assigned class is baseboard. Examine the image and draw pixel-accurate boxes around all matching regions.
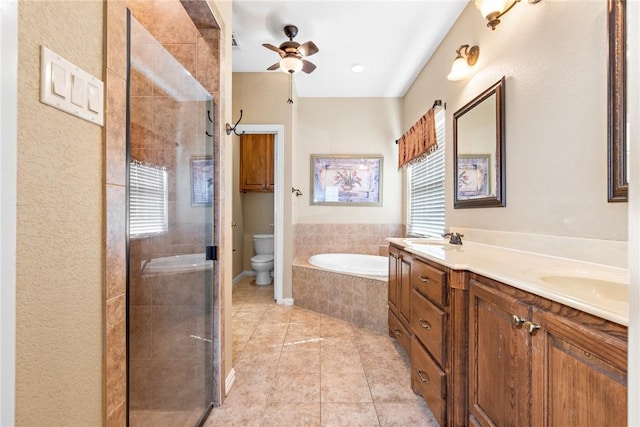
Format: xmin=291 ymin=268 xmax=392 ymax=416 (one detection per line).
xmin=225 ymin=368 xmax=237 ymax=396
xmin=280 ymin=298 xmax=294 ymax=306
xmin=232 ymin=270 xmax=255 ymax=285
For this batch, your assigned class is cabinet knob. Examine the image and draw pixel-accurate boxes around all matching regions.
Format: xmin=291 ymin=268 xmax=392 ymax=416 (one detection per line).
xmin=418 ymin=275 xmax=430 ymax=283
xmin=523 ymin=321 xmax=540 ymax=335
xmin=511 ymin=315 xmax=526 ymax=328
xmin=418 ymin=319 xmax=431 ymax=330
xmin=393 ymin=329 xmax=402 ymax=336
xmin=417 ymin=369 xmax=430 ymax=384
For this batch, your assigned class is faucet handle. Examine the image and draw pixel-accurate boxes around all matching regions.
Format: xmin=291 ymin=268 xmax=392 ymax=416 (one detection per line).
xmin=443 ymin=232 xmax=464 ymax=245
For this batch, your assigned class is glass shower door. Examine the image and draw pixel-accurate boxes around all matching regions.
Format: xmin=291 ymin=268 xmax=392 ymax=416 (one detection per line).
xmin=127 ymin=13 xmax=214 ymax=427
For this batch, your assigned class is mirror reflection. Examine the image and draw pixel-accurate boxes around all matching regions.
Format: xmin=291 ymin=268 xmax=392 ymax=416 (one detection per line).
xmin=454 ymin=77 xmax=505 ymax=208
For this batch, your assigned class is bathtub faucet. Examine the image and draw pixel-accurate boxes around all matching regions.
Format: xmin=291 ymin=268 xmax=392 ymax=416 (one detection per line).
xmin=442 ymin=232 xmax=464 ymax=245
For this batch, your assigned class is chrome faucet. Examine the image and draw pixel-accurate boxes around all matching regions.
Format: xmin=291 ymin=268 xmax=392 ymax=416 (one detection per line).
xmin=442 ymin=232 xmax=464 ymax=245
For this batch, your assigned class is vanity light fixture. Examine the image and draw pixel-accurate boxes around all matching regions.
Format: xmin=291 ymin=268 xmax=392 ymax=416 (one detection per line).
xmin=476 ymin=0 xmax=542 ymax=30
xmin=447 ymin=44 xmax=480 ymax=82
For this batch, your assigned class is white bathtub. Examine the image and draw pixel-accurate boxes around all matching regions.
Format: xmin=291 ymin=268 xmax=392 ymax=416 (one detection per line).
xmin=308 ymin=253 xmax=388 ymax=277
xmin=142 ymin=253 xmax=213 ymax=276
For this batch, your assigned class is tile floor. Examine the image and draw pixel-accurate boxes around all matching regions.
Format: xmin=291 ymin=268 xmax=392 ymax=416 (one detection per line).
xmin=204 ymin=276 xmax=438 ymax=427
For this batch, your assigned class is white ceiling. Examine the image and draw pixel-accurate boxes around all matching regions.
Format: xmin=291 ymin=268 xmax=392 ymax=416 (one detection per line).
xmin=231 ymin=0 xmax=468 ymax=98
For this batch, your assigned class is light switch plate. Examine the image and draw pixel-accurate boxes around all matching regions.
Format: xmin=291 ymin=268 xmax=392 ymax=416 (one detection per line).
xmin=40 ymin=46 xmax=104 ymax=126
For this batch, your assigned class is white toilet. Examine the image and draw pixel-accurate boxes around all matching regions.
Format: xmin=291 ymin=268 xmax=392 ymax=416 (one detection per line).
xmin=251 ymin=233 xmax=274 ymax=285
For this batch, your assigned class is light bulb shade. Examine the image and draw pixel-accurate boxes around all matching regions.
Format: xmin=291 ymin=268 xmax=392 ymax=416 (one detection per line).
xmin=447 ymin=57 xmax=470 ymax=81
xmin=280 ymin=56 xmax=303 ymax=74
xmin=475 ymin=0 xmax=509 ymax=18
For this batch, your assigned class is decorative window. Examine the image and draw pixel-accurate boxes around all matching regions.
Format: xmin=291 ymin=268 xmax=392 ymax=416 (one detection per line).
xmin=407 ymin=108 xmax=446 ymax=237
xmin=129 ymin=160 xmax=168 ymax=238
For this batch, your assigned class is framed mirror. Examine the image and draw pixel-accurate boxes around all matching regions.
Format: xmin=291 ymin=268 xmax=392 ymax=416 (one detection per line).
xmin=608 ymin=0 xmax=627 ymax=202
xmin=453 ymin=77 xmax=506 ymax=209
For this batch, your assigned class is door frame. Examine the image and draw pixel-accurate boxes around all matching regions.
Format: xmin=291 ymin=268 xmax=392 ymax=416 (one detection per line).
xmin=0 ymin=0 xmax=18 ymax=424
xmin=236 ymin=124 xmax=285 ymax=303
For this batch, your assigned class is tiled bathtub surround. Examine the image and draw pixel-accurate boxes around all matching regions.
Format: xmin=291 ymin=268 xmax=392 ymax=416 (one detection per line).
xmin=292 ymin=259 xmax=388 ymax=334
xmin=294 ymin=223 xmax=404 ymax=258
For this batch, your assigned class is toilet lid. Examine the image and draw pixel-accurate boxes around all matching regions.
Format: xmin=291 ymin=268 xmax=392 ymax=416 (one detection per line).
xmin=252 ymin=255 xmax=273 ymax=262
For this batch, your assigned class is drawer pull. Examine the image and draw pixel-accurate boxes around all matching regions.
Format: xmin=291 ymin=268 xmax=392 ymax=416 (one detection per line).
xmin=418 ymin=275 xmax=430 ymax=283
xmin=511 ymin=315 xmax=526 ymax=328
xmin=417 ymin=369 xmax=430 ymax=384
xmin=418 ymin=319 xmax=431 ymax=330
xmin=523 ymin=321 xmax=540 ymax=335
xmin=393 ymin=328 xmax=402 ymax=336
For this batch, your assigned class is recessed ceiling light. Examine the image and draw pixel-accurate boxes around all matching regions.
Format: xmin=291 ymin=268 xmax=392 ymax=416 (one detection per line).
xmin=351 ymin=64 xmax=365 ymax=73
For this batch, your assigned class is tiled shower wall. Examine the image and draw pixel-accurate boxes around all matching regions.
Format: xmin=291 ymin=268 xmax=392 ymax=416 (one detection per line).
xmin=293 ymin=223 xmax=405 ymax=257
xmin=105 ymin=0 xmax=223 ymax=424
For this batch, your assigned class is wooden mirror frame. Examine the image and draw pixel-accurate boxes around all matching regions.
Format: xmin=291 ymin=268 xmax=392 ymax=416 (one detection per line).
xmin=608 ymin=0 xmax=627 ymax=202
xmin=453 ymin=77 xmax=506 ymax=209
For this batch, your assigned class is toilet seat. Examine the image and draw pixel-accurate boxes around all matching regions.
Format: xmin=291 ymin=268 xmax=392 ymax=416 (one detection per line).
xmin=251 ymin=254 xmax=273 ymax=263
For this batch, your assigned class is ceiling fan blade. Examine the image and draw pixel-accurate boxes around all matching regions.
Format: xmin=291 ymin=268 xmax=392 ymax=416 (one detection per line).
xmin=298 ymin=41 xmax=319 ymax=57
xmin=301 ymin=60 xmax=317 ymax=74
xmin=263 ymin=43 xmax=285 ymax=55
xmin=266 ymin=62 xmax=280 ymax=71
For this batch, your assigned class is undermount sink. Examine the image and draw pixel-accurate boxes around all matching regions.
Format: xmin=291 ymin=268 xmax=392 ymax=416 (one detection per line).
xmin=539 ymin=274 xmax=628 ymax=303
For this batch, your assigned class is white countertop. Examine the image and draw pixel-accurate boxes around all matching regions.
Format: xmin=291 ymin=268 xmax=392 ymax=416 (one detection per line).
xmin=387 ymin=237 xmax=629 ymax=326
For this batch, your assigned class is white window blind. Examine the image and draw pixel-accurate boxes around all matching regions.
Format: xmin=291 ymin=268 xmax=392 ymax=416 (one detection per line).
xmin=407 ymin=108 xmax=446 ymax=237
xmin=130 ymin=160 xmax=168 ymax=238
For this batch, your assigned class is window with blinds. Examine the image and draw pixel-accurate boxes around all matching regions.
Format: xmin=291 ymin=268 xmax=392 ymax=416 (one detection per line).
xmin=407 ymin=108 xmax=446 ymax=237
xmin=129 ymin=160 xmax=168 ymax=238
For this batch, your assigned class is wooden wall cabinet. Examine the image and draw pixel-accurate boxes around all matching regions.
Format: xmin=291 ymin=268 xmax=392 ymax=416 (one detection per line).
xmin=240 ymin=134 xmax=274 ymax=192
xmin=468 ymin=274 xmax=628 ymax=427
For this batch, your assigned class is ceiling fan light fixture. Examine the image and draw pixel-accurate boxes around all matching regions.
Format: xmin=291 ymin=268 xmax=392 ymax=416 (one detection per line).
xmin=280 ymin=56 xmax=303 ymax=74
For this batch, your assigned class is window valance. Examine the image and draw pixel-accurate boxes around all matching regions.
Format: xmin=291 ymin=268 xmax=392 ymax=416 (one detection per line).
xmin=397 ymin=106 xmax=438 ymax=170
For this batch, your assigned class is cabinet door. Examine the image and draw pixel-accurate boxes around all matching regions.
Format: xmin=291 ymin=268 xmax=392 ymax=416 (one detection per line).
xmin=468 ymin=280 xmax=531 ymax=427
xmin=388 ymin=246 xmax=399 ymax=315
xmin=530 ymin=308 xmax=627 ymax=427
xmin=398 ymin=251 xmax=412 ymax=327
xmin=240 ymin=134 xmax=274 ymax=192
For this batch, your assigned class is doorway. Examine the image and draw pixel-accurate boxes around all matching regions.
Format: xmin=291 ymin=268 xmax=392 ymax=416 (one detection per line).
xmin=236 ymin=125 xmax=285 ymax=303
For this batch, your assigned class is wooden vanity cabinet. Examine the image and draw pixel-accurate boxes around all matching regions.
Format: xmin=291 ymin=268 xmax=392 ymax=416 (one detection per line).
xmin=409 ymin=256 xmax=469 ymax=427
xmin=468 ymin=274 xmax=628 ymax=427
xmin=240 ymin=134 xmax=274 ymax=192
xmin=388 ymin=244 xmax=413 ymax=355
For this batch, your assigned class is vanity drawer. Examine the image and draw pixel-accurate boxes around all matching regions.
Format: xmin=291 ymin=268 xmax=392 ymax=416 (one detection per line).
xmin=411 ymin=289 xmax=446 ymax=366
xmin=411 ymin=336 xmax=446 ymax=427
xmin=388 ymin=309 xmax=411 ymax=355
xmin=412 ymin=258 xmax=447 ymax=307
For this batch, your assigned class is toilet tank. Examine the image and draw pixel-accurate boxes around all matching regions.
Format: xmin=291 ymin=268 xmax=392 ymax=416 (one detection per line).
xmin=253 ymin=233 xmax=274 ymax=255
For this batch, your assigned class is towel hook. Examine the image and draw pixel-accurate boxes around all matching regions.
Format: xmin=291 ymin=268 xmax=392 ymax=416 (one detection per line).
xmin=225 ymin=110 xmax=245 ymax=136
xmin=291 ymin=187 xmax=303 ymax=197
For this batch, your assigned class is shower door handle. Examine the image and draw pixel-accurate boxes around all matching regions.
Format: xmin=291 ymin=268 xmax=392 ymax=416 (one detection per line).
xmin=206 ymin=246 xmax=218 ymax=261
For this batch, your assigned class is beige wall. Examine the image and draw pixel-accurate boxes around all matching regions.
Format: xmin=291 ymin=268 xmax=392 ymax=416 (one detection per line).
xmin=294 ymin=97 xmax=403 ymax=224
xmin=404 ymin=1 xmax=627 ymax=241
xmin=16 ymin=1 xmax=104 ymax=425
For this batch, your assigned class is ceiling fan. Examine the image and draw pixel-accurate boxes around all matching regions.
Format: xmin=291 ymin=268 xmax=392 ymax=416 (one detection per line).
xmin=263 ymin=25 xmax=319 ymax=74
